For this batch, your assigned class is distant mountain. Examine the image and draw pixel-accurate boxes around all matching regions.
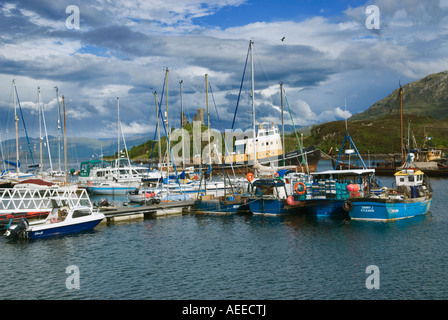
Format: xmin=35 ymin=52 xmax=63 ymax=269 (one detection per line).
xmin=350 ymin=71 xmax=448 ymax=121
xmin=1 ymin=135 xmax=151 ymax=163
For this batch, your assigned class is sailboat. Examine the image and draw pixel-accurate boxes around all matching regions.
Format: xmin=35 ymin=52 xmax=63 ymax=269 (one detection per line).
xmin=0 ymin=80 xmax=36 ymax=184
xmin=83 ymin=98 xmax=141 ymax=195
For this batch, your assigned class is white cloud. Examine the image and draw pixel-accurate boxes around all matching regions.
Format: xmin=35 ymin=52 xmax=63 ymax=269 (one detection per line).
xmin=2 ymin=0 xmax=448 ymax=139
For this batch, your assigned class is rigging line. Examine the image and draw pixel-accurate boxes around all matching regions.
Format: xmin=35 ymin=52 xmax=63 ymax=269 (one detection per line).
xmin=283 ymin=90 xmax=309 ymax=174
xmin=148 ymin=115 xmax=159 ymax=171
xmin=208 ymin=82 xmax=236 ymax=176
xmin=118 ymin=121 xmax=132 ymax=168
xmin=254 ymin=48 xmax=273 ymax=87
xmin=230 ymin=45 xmax=250 ymax=132
xmin=226 ymin=45 xmax=250 ymax=156
xmin=14 ymin=85 xmax=35 ymax=166
xmin=149 ymin=77 xmax=166 ymax=169
xmin=254 ymin=48 xmax=278 ymax=110
xmin=156 ymin=80 xmax=182 ymax=186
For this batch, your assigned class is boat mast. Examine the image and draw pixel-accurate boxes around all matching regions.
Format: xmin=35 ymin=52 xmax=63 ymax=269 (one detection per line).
xmin=41 ymin=93 xmax=53 ymax=172
xmin=155 ymin=91 xmax=162 ymax=166
xmin=13 ymin=80 xmax=19 ymax=180
xmin=117 ymin=97 xmax=120 ymax=180
xmin=55 ymin=86 xmax=62 ymax=173
xmin=180 ymin=80 xmax=185 ymax=171
xmin=63 ymin=95 xmax=68 ymax=184
xmin=400 ymin=86 xmax=404 ymax=164
xmin=165 ymin=67 xmax=170 ymax=174
xmin=206 ymin=74 xmax=211 ymax=176
xmin=38 ymin=87 xmax=43 ymax=178
xmin=250 ymin=40 xmax=256 ymax=167
xmin=280 ymin=82 xmax=285 ymax=166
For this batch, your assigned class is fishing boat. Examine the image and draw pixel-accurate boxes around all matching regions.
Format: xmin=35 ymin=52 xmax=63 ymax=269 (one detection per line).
xmin=285 ymin=111 xmax=379 ymax=218
xmin=187 ymin=172 xmax=251 ymax=215
xmin=4 ymin=190 xmax=104 ymax=240
xmin=247 ymin=176 xmax=306 ymax=216
xmin=188 ymin=194 xmax=250 ymax=215
xmin=298 ymin=168 xmax=377 ymax=218
xmin=346 ymin=164 xmax=432 ymax=221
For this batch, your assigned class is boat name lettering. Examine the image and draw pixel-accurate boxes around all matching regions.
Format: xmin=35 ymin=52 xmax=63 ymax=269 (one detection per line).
xmin=361 ymin=206 xmax=374 ymax=213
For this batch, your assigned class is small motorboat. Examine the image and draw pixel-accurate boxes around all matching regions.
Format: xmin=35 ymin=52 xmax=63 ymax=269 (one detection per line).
xmin=5 ymin=195 xmax=105 ymax=240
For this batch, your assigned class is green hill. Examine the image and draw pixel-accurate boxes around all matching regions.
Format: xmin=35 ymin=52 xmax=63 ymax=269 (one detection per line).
xmin=307 ymin=115 xmax=448 ymax=156
xmin=351 ymin=70 xmax=448 ymax=121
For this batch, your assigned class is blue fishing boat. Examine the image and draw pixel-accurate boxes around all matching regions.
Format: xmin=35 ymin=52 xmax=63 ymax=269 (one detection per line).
xmin=292 ymin=169 xmax=377 ymax=218
xmin=346 ymin=167 xmax=432 ymax=221
xmin=341 ymin=86 xmax=433 ymax=221
xmin=5 ymin=191 xmax=105 ymax=240
xmin=248 ymin=179 xmax=305 ymax=215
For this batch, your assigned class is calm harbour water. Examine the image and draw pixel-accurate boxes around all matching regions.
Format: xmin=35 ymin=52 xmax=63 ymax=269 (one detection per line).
xmin=1 ymin=160 xmax=448 ymax=301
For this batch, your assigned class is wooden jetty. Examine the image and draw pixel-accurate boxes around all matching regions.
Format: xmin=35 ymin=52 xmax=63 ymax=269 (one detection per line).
xmin=100 ymin=199 xmax=195 ymax=222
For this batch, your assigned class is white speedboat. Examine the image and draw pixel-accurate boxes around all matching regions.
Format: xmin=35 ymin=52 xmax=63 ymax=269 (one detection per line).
xmin=5 ymin=194 xmax=105 ymax=240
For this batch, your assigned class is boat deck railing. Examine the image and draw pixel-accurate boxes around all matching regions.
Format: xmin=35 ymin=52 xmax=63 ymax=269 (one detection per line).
xmin=0 ymin=187 xmax=92 ymax=213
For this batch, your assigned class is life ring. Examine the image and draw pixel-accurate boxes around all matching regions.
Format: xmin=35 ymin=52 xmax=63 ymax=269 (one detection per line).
xmin=247 ymin=173 xmax=254 ymax=182
xmin=87 ymin=180 xmax=92 ymax=186
xmin=294 ymin=182 xmax=306 ymax=195
xmin=342 ymin=200 xmax=353 ymax=212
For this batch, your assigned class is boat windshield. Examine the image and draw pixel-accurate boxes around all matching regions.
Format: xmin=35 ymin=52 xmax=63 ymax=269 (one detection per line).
xmin=72 ymin=209 xmax=92 ymax=218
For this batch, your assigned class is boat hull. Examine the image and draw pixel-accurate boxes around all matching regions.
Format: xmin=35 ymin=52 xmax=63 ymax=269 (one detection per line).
xmin=27 ymin=217 xmax=104 ymax=239
xmin=304 ymin=199 xmax=347 ymax=218
xmin=190 ymin=197 xmax=250 ymax=215
xmin=348 ymin=197 xmax=432 ymax=221
xmin=248 ymin=198 xmax=305 ymax=216
xmin=87 ymin=186 xmax=137 ymax=195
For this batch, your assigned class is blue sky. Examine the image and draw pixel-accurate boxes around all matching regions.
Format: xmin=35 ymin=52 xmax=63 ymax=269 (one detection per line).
xmin=1 ymin=0 xmax=448 ymax=142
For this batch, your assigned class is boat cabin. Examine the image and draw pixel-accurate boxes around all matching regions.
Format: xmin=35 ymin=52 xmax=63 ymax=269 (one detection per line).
xmin=232 ymin=122 xmax=283 ymax=163
xmin=252 ymin=179 xmax=287 ymax=199
xmin=394 ymin=169 xmax=424 ymax=187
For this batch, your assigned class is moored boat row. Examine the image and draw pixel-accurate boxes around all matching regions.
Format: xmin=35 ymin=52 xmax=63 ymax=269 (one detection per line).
xmin=189 ymin=161 xmax=432 ymax=222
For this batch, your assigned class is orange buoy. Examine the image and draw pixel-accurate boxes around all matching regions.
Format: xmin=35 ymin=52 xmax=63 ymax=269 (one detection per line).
xmin=294 ymin=182 xmax=306 ymax=195
xmin=247 ymin=173 xmax=254 ymax=182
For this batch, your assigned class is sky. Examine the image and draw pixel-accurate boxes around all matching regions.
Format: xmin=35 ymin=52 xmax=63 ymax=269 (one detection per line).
xmin=2 ymin=0 xmax=448 ymax=141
